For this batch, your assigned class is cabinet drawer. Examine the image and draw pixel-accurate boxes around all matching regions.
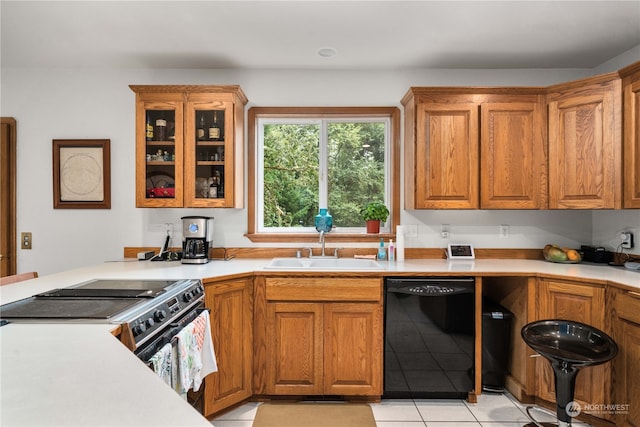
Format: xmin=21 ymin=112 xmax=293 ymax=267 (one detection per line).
xmin=616 ymin=290 xmax=640 ymax=325
xmin=265 ymin=277 xmax=381 ymax=302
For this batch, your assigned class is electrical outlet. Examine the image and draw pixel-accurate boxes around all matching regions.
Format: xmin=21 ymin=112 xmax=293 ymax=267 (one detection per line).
xmin=500 ymin=224 xmax=510 ymax=238
xmin=621 ymin=231 xmax=634 ymax=249
xmin=441 ymin=224 xmax=450 ymax=239
xmin=21 ymin=232 xmax=32 ymax=250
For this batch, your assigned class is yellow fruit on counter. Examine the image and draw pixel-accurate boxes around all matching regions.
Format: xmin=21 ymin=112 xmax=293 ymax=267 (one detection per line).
xmin=547 ymin=247 xmax=568 ymax=262
xmin=566 ymin=249 xmax=581 ymax=261
xmin=542 ymin=244 xmax=581 ymax=262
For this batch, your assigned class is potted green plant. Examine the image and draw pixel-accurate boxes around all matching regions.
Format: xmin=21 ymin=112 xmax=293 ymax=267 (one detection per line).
xmin=360 ymin=202 xmax=389 ymax=234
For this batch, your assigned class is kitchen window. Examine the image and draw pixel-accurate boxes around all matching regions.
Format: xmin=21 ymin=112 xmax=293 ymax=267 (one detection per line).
xmin=246 ymin=107 xmax=400 ymax=242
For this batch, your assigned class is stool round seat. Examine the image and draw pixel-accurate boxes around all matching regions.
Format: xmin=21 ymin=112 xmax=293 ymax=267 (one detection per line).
xmin=521 ymin=319 xmax=617 ymax=427
xmin=522 ymin=319 xmax=617 ymax=367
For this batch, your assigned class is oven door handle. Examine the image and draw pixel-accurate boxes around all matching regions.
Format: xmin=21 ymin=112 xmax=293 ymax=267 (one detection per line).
xmin=135 ymin=305 xmax=209 ymax=362
xmin=168 ymin=306 xmax=209 ymax=328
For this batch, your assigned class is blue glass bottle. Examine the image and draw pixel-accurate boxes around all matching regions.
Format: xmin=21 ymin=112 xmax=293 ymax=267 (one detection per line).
xmin=315 ymin=208 xmax=333 ymax=233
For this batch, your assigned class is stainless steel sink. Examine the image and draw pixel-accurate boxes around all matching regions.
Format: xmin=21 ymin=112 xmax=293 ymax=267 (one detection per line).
xmin=265 ymin=257 xmax=384 ymax=270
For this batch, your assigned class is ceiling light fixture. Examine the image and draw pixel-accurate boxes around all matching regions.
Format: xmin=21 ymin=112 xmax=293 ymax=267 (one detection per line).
xmin=317 ymin=47 xmax=337 ymax=58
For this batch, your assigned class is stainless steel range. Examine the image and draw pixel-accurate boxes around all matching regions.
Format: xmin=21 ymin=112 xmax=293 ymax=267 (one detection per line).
xmin=0 ymin=278 xmax=205 ymax=353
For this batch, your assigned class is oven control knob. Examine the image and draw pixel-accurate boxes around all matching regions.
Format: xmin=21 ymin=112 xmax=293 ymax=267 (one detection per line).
xmin=154 ymin=310 xmax=167 ymax=322
xmin=132 ymin=323 xmax=146 ymax=336
xmin=145 ymin=318 xmax=155 ymax=328
xmin=183 ymin=291 xmax=194 ymax=302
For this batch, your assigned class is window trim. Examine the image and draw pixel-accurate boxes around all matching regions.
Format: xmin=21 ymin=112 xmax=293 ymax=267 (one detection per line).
xmin=246 ymin=106 xmax=400 ymax=243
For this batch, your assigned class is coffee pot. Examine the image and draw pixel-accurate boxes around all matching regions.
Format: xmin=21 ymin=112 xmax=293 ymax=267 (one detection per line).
xmin=181 ymin=216 xmax=214 ymax=264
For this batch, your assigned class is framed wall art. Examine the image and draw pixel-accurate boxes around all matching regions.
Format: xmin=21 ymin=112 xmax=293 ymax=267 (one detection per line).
xmin=53 ymin=139 xmax=111 ymax=209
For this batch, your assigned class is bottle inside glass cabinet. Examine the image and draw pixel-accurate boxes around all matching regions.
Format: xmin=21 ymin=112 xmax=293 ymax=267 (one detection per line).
xmin=144 ymin=109 xmax=176 ymax=199
xmin=197 ymin=115 xmax=206 ymax=141
xmin=146 ymin=114 xmax=154 ymax=141
xmin=208 ymin=111 xmax=222 ymax=141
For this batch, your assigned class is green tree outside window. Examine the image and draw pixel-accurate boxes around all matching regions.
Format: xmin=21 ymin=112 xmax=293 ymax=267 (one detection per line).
xmin=262 ymin=120 xmax=386 ymax=230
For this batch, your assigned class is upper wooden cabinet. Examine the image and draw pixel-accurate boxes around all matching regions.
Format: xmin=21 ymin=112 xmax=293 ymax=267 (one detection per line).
xmin=620 ymin=62 xmax=640 ymax=208
xmin=402 ymin=88 xmax=546 ymax=209
xmin=547 ymin=74 xmax=622 ymax=209
xmin=130 ymin=85 xmax=247 ymax=208
xmin=412 ymin=100 xmax=479 ymax=209
xmin=480 ymin=100 xmax=547 ymax=209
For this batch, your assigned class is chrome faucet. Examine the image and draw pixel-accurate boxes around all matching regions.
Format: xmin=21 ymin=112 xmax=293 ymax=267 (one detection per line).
xmin=303 ymin=231 xmax=342 ymax=258
xmin=319 ymin=230 xmax=327 ymax=257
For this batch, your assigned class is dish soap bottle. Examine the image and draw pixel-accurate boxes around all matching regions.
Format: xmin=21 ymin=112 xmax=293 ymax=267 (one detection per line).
xmin=377 ymin=238 xmax=387 ymax=260
xmin=388 ymin=239 xmax=395 ymax=262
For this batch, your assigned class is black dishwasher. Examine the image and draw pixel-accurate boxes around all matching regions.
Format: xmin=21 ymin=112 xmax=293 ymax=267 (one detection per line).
xmin=384 ymin=277 xmax=475 ymax=398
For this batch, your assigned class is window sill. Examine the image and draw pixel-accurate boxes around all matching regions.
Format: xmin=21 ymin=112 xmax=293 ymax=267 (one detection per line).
xmin=244 ymin=232 xmax=395 ymax=243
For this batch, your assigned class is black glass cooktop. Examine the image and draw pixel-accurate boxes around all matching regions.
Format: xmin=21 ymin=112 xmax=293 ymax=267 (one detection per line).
xmin=37 ymin=279 xmax=175 ymax=299
xmin=0 ymin=279 xmax=182 ymax=321
xmin=0 ymin=297 xmax=144 ymax=320
xmin=66 ymin=279 xmax=177 ymax=296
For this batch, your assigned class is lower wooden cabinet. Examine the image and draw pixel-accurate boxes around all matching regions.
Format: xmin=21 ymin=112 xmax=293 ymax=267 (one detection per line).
xmin=536 ymin=279 xmax=611 ymax=419
xmin=267 ymin=302 xmax=323 ymax=394
xmin=612 ymin=288 xmax=640 ymax=427
xmin=258 ymin=276 xmax=383 ymax=397
xmin=196 ymin=270 xmax=635 ymax=424
xmin=323 ymin=303 xmax=382 ymax=395
xmin=203 ymin=276 xmax=253 ymax=416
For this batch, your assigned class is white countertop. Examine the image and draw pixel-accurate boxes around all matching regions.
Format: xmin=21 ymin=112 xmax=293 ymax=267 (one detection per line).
xmin=1 ymin=257 xmax=638 ymax=426
xmin=1 ymin=324 xmax=212 ymax=427
xmin=2 ymin=258 xmax=638 ymax=307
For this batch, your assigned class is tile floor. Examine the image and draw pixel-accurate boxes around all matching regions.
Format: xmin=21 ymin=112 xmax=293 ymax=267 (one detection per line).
xmin=210 ymin=392 xmax=593 ymax=426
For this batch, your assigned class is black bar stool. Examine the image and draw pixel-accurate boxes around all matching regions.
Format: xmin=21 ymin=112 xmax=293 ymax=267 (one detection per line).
xmin=521 ymin=319 xmax=618 ymax=427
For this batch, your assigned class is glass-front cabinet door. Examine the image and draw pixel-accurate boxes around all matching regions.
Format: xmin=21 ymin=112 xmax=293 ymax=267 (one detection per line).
xmin=131 ymin=85 xmax=246 ymax=208
xmin=184 ymin=98 xmax=234 ymax=207
xmin=135 ymin=96 xmax=184 ymax=208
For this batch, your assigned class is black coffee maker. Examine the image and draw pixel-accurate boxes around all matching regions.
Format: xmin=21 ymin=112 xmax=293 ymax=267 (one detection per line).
xmin=181 ymin=216 xmax=214 ymax=264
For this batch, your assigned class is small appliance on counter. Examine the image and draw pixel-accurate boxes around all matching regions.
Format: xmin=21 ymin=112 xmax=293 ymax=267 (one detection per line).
xmin=580 ymin=245 xmax=613 ymax=264
xmin=181 ymin=216 xmax=214 ymax=264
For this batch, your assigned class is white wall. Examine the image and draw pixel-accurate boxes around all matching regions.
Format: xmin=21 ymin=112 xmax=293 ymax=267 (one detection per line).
xmin=1 ymin=59 xmax=638 ymax=276
xmin=593 ymin=45 xmax=640 ymax=74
